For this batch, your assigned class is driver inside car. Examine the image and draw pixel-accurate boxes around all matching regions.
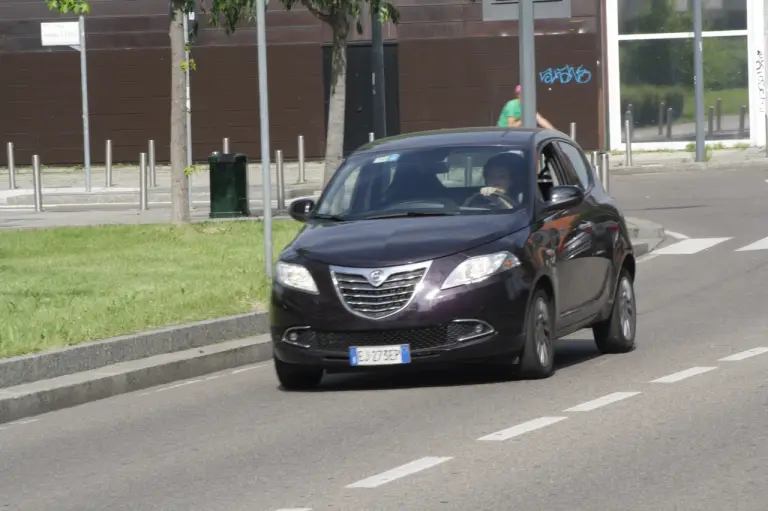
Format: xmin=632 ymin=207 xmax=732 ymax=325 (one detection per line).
xmin=478 ymin=152 xmax=525 ymax=206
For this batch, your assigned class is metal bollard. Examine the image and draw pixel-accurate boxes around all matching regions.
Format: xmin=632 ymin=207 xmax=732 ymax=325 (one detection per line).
xmin=765 ymin=114 xmax=768 ymax=158
xmin=589 ymin=151 xmax=597 ymax=169
xmin=6 ymin=142 xmax=16 ymax=190
xmin=369 ymin=132 xmax=375 ymax=143
xmin=666 ymin=107 xmax=673 ymax=139
xmin=223 ymin=137 xmax=230 ymax=154
xmin=149 ymin=139 xmax=157 ymax=187
xmin=32 ymin=154 xmax=43 ymax=212
xmin=707 ymin=106 xmax=714 ymax=137
xmin=105 ymin=139 xmax=113 ymax=187
xmin=624 ymin=118 xmax=633 ymax=167
xmin=658 ymin=101 xmax=666 ymax=135
xmin=715 ymin=98 xmax=722 ymax=132
xmin=139 ymin=152 xmax=148 ymax=210
xmin=275 ymin=149 xmax=285 ymax=212
xmin=600 ymin=152 xmax=610 ymax=194
xmin=569 ymin=122 xmax=576 ymax=141
xmin=738 ymin=105 xmax=747 ymax=139
xmin=297 ymin=135 xmax=306 ymax=184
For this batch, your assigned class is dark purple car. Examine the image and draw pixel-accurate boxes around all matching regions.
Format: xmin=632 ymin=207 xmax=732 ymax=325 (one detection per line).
xmin=270 ymin=127 xmax=637 ymax=390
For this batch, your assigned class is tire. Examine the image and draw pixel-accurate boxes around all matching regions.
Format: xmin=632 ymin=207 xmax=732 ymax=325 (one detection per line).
xmin=592 ymin=268 xmax=636 ymax=354
xmin=275 ymin=359 xmax=324 ymax=391
xmin=517 ymin=288 xmax=556 ymax=379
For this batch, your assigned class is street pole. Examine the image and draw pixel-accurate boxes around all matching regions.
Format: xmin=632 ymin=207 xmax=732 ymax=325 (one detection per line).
xmin=78 ymin=15 xmax=92 ymax=192
xmin=183 ymin=11 xmax=194 ymax=206
xmin=692 ymin=0 xmax=706 ymax=162
xmin=256 ymin=0 xmax=273 ymax=278
xmin=371 ymin=4 xmax=387 ymax=138
xmin=519 ymin=0 xmax=537 ymax=128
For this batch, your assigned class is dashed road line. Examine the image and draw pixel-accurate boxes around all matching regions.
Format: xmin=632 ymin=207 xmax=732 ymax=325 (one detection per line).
xmin=653 ymin=237 xmax=731 ymax=255
xmin=563 ymin=391 xmax=641 ymax=412
xmin=735 ymin=236 xmax=768 ymax=252
xmin=477 ymin=416 xmax=568 ymax=441
xmin=346 ymin=457 xmax=453 ymax=489
xmin=232 ymin=363 xmax=268 ymax=374
xmin=650 ymin=366 xmax=717 ymax=383
xmin=665 ymin=230 xmax=690 ymax=240
xmin=719 ymin=347 xmax=768 ymax=362
xmin=275 ymin=508 xmax=312 ymax=511
xmin=140 ymin=379 xmax=201 ymax=396
xmin=0 ymin=418 xmax=38 ymax=431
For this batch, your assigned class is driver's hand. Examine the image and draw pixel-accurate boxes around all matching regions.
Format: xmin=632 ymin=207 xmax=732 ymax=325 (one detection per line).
xmin=480 ymin=186 xmax=500 ymax=196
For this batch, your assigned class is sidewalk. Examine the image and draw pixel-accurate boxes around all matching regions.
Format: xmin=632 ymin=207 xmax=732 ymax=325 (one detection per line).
xmin=610 ymin=145 xmax=767 ymax=169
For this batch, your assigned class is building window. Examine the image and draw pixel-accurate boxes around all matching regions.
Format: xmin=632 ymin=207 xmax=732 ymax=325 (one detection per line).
xmin=618 ymin=0 xmax=747 ymax=35
xmin=615 ymin=0 xmax=750 ymax=144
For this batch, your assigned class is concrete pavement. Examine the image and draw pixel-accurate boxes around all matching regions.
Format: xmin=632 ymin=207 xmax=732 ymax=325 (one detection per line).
xmin=1 ymin=168 xmax=767 ymax=510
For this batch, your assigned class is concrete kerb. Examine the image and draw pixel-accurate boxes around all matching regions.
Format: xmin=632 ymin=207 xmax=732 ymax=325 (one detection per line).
xmin=613 ymin=158 xmax=768 ymax=175
xmin=0 ymin=311 xmax=269 ymax=390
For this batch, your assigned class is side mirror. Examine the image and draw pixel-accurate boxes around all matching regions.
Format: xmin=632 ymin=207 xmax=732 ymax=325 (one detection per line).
xmin=546 ymin=185 xmax=584 ymax=212
xmin=289 ymin=198 xmax=315 ymax=222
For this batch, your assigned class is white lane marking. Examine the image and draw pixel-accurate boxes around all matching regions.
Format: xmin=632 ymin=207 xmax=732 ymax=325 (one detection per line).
xmin=719 ymin=347 xmax=768 ymax=362
xmin=0 ymin=418 xmax=38 ymax=431
xmin=232 ymin=363 xmax=268 ymax=374
xmin=275 ymin=508 xmax=312 ymax=511
xmin=204 ymin=375 xmax=221 ymax=381
xmin=665 ymin=230 xmax=690 ymax=240
xmin=563 ymin=391 xmax=641 ymax=412
xmin=735 ymin=236 xmax=768 ymax=252
xmin=650 ymin=366 xmax=717 ymax=383
xmin=346 ymin=456 xmax=453 ymax=489
xmin=653 ymin=237 xmax=731 ymax=255
xmin=139 ymin=379 xmax=201 ymax=396
xmin=477 ymin=416 xmax=567 ymax=441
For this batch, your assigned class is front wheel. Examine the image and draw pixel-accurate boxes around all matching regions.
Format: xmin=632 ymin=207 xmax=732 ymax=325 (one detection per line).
xmin=592 ymin=268 xmax=637 ymax=354
xmin=275 ymin=359 xmax=324 ymax=391
xmin=517 ymin=289 xmax=556 ymax=379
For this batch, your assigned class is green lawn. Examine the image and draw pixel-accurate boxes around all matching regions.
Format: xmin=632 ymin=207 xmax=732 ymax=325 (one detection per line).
xmin=0 ymin=220 xmax=303 ymax=359
xmin=679 ymin=88 xmax=748 ymax=122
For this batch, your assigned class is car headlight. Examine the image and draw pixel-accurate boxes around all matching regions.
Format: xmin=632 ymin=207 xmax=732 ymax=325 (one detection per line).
xmin=275 ymin=261 xmax=319 ymax=294
xmin=441 ymin=251 xmax=520 ymax=290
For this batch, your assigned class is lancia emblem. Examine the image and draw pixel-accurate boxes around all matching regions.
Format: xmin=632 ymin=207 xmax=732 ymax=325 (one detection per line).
xmin=368 ymin=270 xmax=385 ymax=286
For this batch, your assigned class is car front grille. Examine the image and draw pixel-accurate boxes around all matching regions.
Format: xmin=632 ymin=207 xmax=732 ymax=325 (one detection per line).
xmin=315 ymin=326 xmax=450 ymax=351
xmin=330 ymin=262 xmax=431 ymax=319
xmin=310 ymin=320 xmax=495 ymax=353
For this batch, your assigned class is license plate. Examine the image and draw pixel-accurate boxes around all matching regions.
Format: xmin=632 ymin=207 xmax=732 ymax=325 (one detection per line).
xmin=349 ymin=344 xmax=411 ymax=366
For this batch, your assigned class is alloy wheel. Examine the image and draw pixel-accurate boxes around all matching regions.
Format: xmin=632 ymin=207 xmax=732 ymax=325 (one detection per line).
xmin=534 ymin=297 xmax=552 ymax=367
xmin=619 ymin=277 xmax=635 ymax=340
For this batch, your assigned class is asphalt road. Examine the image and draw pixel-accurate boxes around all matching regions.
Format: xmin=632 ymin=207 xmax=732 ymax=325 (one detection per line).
xmin=2 ymin=167 xmax=768 ymax=510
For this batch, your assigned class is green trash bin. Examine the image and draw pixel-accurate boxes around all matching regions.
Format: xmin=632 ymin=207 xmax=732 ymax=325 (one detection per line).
xmin=208 ymin=152 xmax=250 ymax=218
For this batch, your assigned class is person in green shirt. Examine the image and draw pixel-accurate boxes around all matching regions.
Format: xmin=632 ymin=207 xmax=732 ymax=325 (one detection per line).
xmin=497 ymin=84 xmax=556 ymax=130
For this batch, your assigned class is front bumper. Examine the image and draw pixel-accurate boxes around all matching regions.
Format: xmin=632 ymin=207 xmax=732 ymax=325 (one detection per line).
xmin=270 ymin=257 xmax=532 ymax=371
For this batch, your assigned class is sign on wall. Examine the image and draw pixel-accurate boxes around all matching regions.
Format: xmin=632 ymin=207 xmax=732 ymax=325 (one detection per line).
xmin=40 ymin=21 xmax=79 ymax=47
xmin=482 ymin=0 xmax=572 ymax=22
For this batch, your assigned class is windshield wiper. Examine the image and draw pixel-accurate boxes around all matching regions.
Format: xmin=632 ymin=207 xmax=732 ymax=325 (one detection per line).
xmin=311 ymin=213 xmax=348 ymax=222
xmin=361 ymin=211 xmax=459 ymax=220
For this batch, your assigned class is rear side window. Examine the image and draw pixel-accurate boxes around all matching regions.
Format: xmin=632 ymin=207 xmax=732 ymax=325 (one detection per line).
xmin=556 ymin=142 xmax=593 ymax=190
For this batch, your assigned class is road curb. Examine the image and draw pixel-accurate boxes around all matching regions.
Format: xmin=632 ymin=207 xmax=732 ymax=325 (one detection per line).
xmin=0 ymin=311 xmax=269 ymax=389
xmin=613 ymin=158 xmax=768 ymax=175
xmin=0 ymin=336 xmax=272 ymax=425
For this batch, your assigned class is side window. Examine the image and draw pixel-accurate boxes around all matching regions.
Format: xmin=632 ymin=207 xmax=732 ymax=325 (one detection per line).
xmin=556 ymin=142 xmax=593 ymax=190
xmin=536 ymin=141 xmax=567 ymax=201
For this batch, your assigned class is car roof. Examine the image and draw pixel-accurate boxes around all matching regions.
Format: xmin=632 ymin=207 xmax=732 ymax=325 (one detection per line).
xmin=353 ymin=127 xmax=565 ymax=155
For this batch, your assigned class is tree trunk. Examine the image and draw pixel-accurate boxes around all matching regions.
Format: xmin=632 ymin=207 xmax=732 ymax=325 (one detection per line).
xmin=323 ymin=29 xmax=348 ymax=185
xmin=169 ymin=8 xmax=191 ymax=224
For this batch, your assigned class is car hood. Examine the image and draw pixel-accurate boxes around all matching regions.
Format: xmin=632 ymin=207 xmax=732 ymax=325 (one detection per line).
xmin=291 ymin=212 xmax=529 ymax=267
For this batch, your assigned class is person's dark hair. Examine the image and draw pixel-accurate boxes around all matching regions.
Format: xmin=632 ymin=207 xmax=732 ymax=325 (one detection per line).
xmin=482 ymin=152 xmax=525 ymax=181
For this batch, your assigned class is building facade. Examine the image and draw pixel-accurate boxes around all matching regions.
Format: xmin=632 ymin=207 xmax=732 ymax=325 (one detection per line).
xmin=0 ymin=0 xmax=604 ymax=167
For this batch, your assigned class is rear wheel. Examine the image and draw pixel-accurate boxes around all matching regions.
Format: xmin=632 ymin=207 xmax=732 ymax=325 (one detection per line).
xmin=275 ymin=359 xmax=324 ymax=391
xmin=592 ymin=268 xmax=636 ymax=354
xmin=518 ymin=288 xmax=556 ymax=379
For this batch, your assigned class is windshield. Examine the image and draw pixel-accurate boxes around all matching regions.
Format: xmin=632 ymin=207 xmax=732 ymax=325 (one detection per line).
xmin=313 ymin=145 xmax=531 ymax=221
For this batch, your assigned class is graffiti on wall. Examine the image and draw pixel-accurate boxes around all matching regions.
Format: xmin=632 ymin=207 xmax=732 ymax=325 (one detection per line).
xmin=538 ymin=64 xmax=592 ymax=85
xmin=756 ymin=49 xmax=765 ymax=114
